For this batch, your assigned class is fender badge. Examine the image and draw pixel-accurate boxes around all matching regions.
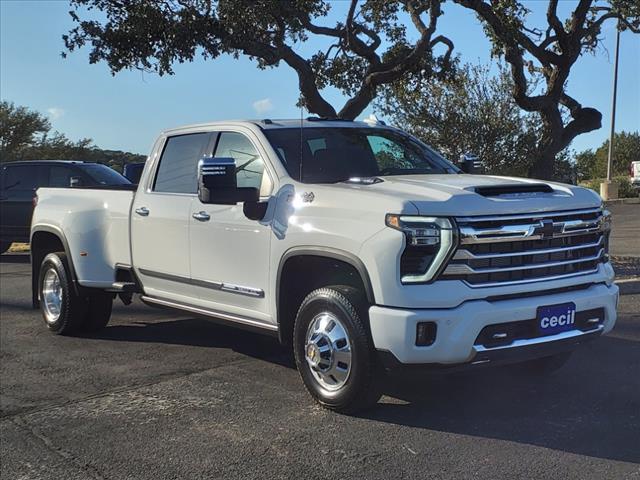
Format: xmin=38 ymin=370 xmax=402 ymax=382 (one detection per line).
xmin=301 ymin=192 xmax=315 ymax=203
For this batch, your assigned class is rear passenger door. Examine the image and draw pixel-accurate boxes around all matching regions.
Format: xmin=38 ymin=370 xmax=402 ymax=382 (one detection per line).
xmin=0 ymin=164 xmax=47 ymax=242
xmin=131 ymin=132 xmax=212 ymax=303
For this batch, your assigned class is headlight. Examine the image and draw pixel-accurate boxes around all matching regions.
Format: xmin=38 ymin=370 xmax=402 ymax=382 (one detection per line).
xmin=386 ymin=214 xmax=458 ymax=283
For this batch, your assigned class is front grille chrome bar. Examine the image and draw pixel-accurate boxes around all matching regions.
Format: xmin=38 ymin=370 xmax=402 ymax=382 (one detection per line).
xmin=444 ymin=248 xmax=604 ymax=275
xmin=455 ymin=207 xmax=602 ymax=223
xmin=452 ymin=236 xmax=604 ymax=261
xmin=459 ymin=217 xmax=603 ymax=244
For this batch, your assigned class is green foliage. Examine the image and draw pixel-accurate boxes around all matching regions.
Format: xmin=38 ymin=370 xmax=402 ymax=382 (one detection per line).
xmin=582 ymin=176 xmax=638 ymax=199
xmin=453 ymin=0 xmax=639 ymax=180
xmin=575 ymin=131 xmax=640 ymax=181
xmin=0 ymin=101 xmax=51 ymax=158
xmin=376 ymin=63 xmax=574 ymax=181
xmin=63 ymin=0 xmax=454 ymax=120
xmin=0 ymin=101 xmax=145 ymax=172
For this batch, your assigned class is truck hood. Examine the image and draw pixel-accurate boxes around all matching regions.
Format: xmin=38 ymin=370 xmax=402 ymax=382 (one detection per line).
xmin=324 ymin=174 xmax=602 ymax=216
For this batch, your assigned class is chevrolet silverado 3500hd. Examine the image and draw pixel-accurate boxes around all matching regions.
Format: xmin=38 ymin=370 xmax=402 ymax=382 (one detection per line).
xmin=30 ymin=119 xmax=618 ymax=412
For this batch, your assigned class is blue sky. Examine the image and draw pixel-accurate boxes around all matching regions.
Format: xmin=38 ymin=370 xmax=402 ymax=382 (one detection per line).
xmin=1 ymin=0 xmax=638 ymax=156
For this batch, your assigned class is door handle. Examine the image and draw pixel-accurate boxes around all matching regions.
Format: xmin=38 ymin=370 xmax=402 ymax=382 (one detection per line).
xmin=192 ymin=211 xmax=211 ymax=222
xmin=135 ymin=207 xmax=150 ymax=216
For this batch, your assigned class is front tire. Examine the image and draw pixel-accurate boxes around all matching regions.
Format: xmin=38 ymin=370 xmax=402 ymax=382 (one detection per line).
xmin=293 ymin=286 xmax=381 ymax=414
xmin=38 ymin=252 xmax=87 ymax=335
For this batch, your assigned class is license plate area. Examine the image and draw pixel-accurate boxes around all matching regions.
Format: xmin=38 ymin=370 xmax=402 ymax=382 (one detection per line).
xmin=536 ymin=302 xmax=577 ymax=335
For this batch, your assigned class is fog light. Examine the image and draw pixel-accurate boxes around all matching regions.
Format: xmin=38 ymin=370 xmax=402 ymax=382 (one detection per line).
xmin=416 ymin=322 xmax=437 ymax=346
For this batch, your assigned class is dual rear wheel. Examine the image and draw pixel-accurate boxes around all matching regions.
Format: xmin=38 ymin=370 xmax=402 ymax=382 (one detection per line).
xmin=39 ymin=252 xmax=113 ymax=335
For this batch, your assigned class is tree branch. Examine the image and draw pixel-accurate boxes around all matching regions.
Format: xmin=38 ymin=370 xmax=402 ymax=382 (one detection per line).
xmin=345 ymin=0 xmax=381 ymax=66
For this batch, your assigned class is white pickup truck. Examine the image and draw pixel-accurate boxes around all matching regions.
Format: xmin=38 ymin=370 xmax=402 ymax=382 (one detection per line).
xmin=30 ymin=119 xmax=618 ymax=413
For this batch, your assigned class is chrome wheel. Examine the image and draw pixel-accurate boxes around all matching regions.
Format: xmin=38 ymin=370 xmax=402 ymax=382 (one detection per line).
xmin=305 ymin=312 xmax=352 ymax=391
xmin=42 ymin=268 xmax=63 ymax=323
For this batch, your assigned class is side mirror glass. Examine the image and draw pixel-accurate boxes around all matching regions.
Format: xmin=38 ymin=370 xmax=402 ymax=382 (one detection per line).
xmin=197 ymin=157 xmax=259 ymax=205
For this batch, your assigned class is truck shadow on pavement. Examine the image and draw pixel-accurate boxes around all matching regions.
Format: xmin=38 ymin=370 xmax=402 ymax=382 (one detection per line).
xmin=84 ymin=314 xmax=639 ymax=464
xmin=84 ymin=317 xmax=295 ymax=369
xmin=368 ymin=335 xmax=640 ymax=464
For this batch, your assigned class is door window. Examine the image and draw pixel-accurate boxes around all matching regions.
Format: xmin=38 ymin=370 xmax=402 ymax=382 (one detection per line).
xmin=153 ymin=133 xmax=211 ymax=194
xmin=3 ymin=165 xmax=46 ymax=191
xmin=214 ymin=132 xmax=267 ymax=192
xmin=49 ymin=166 xmax=83 ymax=188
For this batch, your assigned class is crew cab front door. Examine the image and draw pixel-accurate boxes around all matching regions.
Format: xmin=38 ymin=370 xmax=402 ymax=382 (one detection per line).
xmin=189 ymin=130 xmax=274 ymax=323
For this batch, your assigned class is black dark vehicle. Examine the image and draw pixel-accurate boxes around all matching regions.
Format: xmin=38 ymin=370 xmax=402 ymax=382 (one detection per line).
xmin=0 ymin=160 xmax=130 ymax=253
xmin=123 ymin=162 xmax=145 ymax=184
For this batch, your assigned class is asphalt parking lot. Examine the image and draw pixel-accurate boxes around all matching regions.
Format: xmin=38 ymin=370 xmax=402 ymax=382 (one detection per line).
xmin=1 ymin=205 xmax=639 ymax=479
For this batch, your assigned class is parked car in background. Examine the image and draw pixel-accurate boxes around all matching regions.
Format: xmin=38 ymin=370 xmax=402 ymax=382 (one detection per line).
xmin=123 ymin=162 xmax=145 ymax=184
xmin=1 ymin=160 xmax=130 ymax=253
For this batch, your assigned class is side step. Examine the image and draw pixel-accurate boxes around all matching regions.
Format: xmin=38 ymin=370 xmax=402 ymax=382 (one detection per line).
xmin=105 ymin=282 xmax=137 ymax=293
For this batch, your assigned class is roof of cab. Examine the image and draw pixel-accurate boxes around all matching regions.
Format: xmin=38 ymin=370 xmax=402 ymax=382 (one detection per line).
xmin=2 ymin=160 xmax=88 ymax=166
xmin=161 ymin=118 xmax=390 ymax=135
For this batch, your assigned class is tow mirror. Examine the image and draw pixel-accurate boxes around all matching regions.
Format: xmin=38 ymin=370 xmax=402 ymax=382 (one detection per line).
xmin=197 ymin=157 xmax=259 ymax=205
xmin=458 ymin=153 xmax=484 ymax=174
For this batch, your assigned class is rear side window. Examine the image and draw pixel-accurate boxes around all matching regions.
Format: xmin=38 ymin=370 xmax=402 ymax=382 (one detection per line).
xmin=2 ymin=165 xmax=47 ymax=191
xmin=153 ymin=133 xmax=210 ymax=194
xmin=49 ymin=166 xmax=81 ymax=187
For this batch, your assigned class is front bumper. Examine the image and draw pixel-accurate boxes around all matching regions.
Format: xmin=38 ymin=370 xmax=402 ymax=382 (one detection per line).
xmin=369 ymin=282 xmax=619 ymax=366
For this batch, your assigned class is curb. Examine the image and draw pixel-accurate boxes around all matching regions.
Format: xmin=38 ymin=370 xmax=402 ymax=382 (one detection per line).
xmin=616 ymin=278 xmax=640 ymax=295
xmin=605 ymin=197 xmax=640 ymax=205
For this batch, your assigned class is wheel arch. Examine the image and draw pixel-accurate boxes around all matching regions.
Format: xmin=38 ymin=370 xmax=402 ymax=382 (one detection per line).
xmin=276 ymin=246 xmax=375 ymax=345
xmin=30 ymin=225 xmax=79 ymax=307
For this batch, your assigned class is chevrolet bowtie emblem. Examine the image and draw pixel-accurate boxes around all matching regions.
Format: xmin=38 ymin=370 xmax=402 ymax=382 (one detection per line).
xmin=537 ymin=219 xmax=556 ymax=239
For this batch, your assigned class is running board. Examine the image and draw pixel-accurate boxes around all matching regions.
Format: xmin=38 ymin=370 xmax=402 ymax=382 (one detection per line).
xmin=105 ymin=281 xmax=138 ymax=293
xmin=140 ymin=295 xmax=278 ymax=335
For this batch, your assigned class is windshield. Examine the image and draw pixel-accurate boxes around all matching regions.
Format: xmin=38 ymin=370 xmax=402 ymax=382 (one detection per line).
xmin=81 ymin=164 xmax=131 ymax=185
xmin=264 ymin=127 xmax=459 ymax=183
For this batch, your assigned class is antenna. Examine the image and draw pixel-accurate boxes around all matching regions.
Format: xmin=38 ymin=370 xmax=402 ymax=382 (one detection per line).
xmin=299 ymin=104 xmax=304 ymax=182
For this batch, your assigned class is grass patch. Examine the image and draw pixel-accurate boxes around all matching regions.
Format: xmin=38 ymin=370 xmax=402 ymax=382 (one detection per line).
xmin=8 ymin=243 xmax=30 ymax=253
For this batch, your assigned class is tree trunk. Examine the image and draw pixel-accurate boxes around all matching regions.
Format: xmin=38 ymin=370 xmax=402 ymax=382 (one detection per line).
xmin=528 ymin=147 xmax=558 ymax=180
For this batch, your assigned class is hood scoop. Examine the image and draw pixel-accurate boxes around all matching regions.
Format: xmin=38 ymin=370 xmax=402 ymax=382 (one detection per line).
xmin=472 ymin=183 xmax=554 ymax=197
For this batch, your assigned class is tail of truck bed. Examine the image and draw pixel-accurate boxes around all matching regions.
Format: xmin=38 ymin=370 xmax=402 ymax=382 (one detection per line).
xmin=31 ymin=187 xmax=135 ymax=289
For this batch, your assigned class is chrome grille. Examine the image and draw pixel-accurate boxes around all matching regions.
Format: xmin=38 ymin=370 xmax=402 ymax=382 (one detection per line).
xmin=443 ymin=208 xmax=610 ymax=287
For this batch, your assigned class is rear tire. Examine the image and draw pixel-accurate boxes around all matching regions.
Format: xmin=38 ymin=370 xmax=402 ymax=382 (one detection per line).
xmin=293 ymin=285 xmax=381 ymax=414
xmin=514 ymin=352 xmax=572 ymax=375
xmin=38 ymin=252 xmax=87 ymax=335
xmin=82 ymin=294 xmax=113 ymax=332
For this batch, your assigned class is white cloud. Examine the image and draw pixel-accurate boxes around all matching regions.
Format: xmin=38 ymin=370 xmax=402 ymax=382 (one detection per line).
xmin=47 ymin=107 xmax=65 ymax=120
xmin=252 ymin=98 xmax=273 ymax=115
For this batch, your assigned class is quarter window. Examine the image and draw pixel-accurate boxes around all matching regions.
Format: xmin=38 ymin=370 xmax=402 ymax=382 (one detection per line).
xmin=154 ymin=133 xmax=210 ymax=194
xmin=214 ymin=132 xmax=266 ymax=191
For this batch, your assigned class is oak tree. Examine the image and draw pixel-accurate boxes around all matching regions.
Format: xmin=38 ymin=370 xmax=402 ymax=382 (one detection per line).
xmin=63 ymin=0 xmax=454 ymax=120
xmin=453 ymin=0 xmax=639 ymax=179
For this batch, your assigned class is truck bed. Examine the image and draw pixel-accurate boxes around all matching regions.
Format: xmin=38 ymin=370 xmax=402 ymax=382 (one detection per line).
xmin=33 ymin=187 xmax=134 ymax=288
